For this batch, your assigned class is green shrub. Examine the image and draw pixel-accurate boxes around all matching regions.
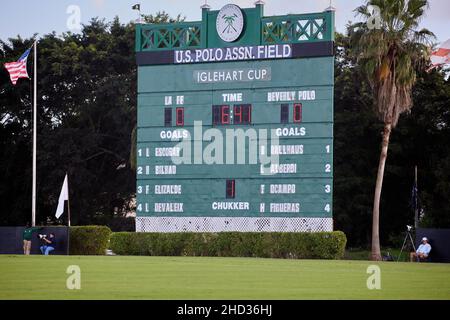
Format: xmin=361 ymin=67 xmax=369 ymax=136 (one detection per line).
xmin=69 ymin=226 xmax=112 ymax=255
xmin=110 ymin=231 xmax=347 ymax=259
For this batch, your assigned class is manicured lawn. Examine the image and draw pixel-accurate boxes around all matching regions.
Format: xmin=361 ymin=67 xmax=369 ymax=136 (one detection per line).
xmin=0 ymin=255 xmax=449 ymax=299
xmin=344 ymin=248 xmax=410 ymax=261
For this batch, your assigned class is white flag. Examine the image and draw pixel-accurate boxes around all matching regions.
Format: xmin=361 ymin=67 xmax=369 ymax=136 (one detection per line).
xmin=55 ymin=174 xmax=69 ymax=218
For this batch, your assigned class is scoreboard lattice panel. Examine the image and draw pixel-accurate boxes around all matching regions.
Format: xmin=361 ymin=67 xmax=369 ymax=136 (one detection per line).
xmin=136 ymin=217 xmax=332 ymax=233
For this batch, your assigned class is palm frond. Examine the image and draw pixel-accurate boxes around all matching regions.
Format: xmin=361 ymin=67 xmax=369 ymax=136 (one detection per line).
xmin=348 ymin=0 xmax=433 ymax=127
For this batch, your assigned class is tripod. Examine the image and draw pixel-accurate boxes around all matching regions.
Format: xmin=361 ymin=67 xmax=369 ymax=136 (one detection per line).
xmin=397 ymin=229 xmax=417 ymax=262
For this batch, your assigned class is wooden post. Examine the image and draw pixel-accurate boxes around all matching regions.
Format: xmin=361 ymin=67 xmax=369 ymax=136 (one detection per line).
xmin=67 ymin=173 xmax=71 ymax=227
xmin=67 ymin=172 xmax=71 ymax=255
xmin=32 ymin=41 xmax=37 ymax=226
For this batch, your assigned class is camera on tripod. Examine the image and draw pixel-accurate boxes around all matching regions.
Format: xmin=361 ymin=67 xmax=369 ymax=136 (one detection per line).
xmin=398 ymin=225 xmax=417 ymax=261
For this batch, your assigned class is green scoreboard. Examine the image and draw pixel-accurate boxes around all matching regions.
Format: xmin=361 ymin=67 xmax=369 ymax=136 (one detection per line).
xmin=136 ymin=3 xmax=335 ymax=232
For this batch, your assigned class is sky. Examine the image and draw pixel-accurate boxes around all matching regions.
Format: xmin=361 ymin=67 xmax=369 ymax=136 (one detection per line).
xmin=0 ymin=0 xmax=449 ymax=44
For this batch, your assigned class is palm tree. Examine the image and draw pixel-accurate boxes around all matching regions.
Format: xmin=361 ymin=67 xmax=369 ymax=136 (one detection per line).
xmin=349 ymin=0 xmax=434 ymax=260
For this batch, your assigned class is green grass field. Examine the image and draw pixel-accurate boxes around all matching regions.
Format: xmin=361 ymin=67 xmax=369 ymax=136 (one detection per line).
xmin=1 ymin=255 xmax=449 ymax=300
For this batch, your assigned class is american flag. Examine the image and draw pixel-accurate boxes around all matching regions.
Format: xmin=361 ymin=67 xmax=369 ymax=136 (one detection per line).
xmin=4 ymin=48 xmax=31 ymax=85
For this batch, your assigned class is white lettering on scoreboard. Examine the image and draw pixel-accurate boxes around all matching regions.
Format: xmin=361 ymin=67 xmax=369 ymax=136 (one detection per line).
xmin=137 ymin=203 xmax=150 ymax=212
xmin=137 ymin=185 xmax=151 ymax=194
xmin=138 ymin=185 xmax=182 ymax=194
xmin=175 ymin=44 xmax=292 ymax=64
xmin=269 ymin=184 xmax=296 ymax=194
xmin=275 ymin=127 xmax=306 ymax=137
xmin=261 ymin=163 xmax=297 ymax=174
xmin=222 ymin=93 xmax=243 ymax=102
xmin=155 ymin=147 xmax=181 ymax=157
xmin=137 ymin=166 xmax=151 ymax=175
xmin=155 ymin=185 xmax=182 ymax=194
xmin=270 ymin=203 xmax=300 ymax=213
xmin=195 ymin=68 xmax=271 ymax=83
xmin=271 ymin=145 xmax=304 ymax=155
xmin=160 ymin=129 xmax=189 ymax=140
xmin=212 ymin=202 xmax=250 ymax=210
xmin=138 ymin=148 xmax=150 ymax=157
xmin=267 ymin=90 xmax=316 ymax=102
xmin=165 ymin=95 xmax=185 ymax=106
xmin=155 ymin=165 xmax=177 ymax=175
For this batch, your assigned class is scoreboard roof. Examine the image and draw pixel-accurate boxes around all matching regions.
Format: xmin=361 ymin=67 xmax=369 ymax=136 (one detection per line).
xmin=135 ymin=3 xmax=335 ymax=66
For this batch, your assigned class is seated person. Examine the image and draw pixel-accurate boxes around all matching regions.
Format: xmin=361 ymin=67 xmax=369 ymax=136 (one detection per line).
xmin=410 ymin=237 xmax=431 ymax=262
xmin=40 ymin=233 xmax=56 ymax=255
xmin=22 ymin=223 xmax=43 ymax=255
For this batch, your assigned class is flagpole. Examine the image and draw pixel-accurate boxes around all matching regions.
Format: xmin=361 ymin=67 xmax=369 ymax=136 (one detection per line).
xmin=414 ymin=165 xmax=418 ymax=228
xmin=67 ymin=173 xmax=71 ymax=227
xmin=32 ymin=41 xmax=37 ymax=227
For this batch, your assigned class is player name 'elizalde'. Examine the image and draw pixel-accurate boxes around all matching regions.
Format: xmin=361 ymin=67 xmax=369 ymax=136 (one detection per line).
xmin=175 ymin=44 xmax=292 ymax=64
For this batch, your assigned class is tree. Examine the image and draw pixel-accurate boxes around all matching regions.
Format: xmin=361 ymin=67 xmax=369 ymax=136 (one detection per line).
xmin=334 ymin=33 xmax=379 ymax=247
xmin=349 ymin=0 xmax=434 ymax=260
xmin=129 ymin=12 xmax=185 ymax=171
xmin=0 ymin=12 xmax=178 ymax=228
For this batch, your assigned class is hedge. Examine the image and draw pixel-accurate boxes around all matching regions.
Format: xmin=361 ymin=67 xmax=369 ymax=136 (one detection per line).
xmin=69 ymin=226 xmax=112 ymax=255
xmin=110 ymin=231 xmax=347 ymax=259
